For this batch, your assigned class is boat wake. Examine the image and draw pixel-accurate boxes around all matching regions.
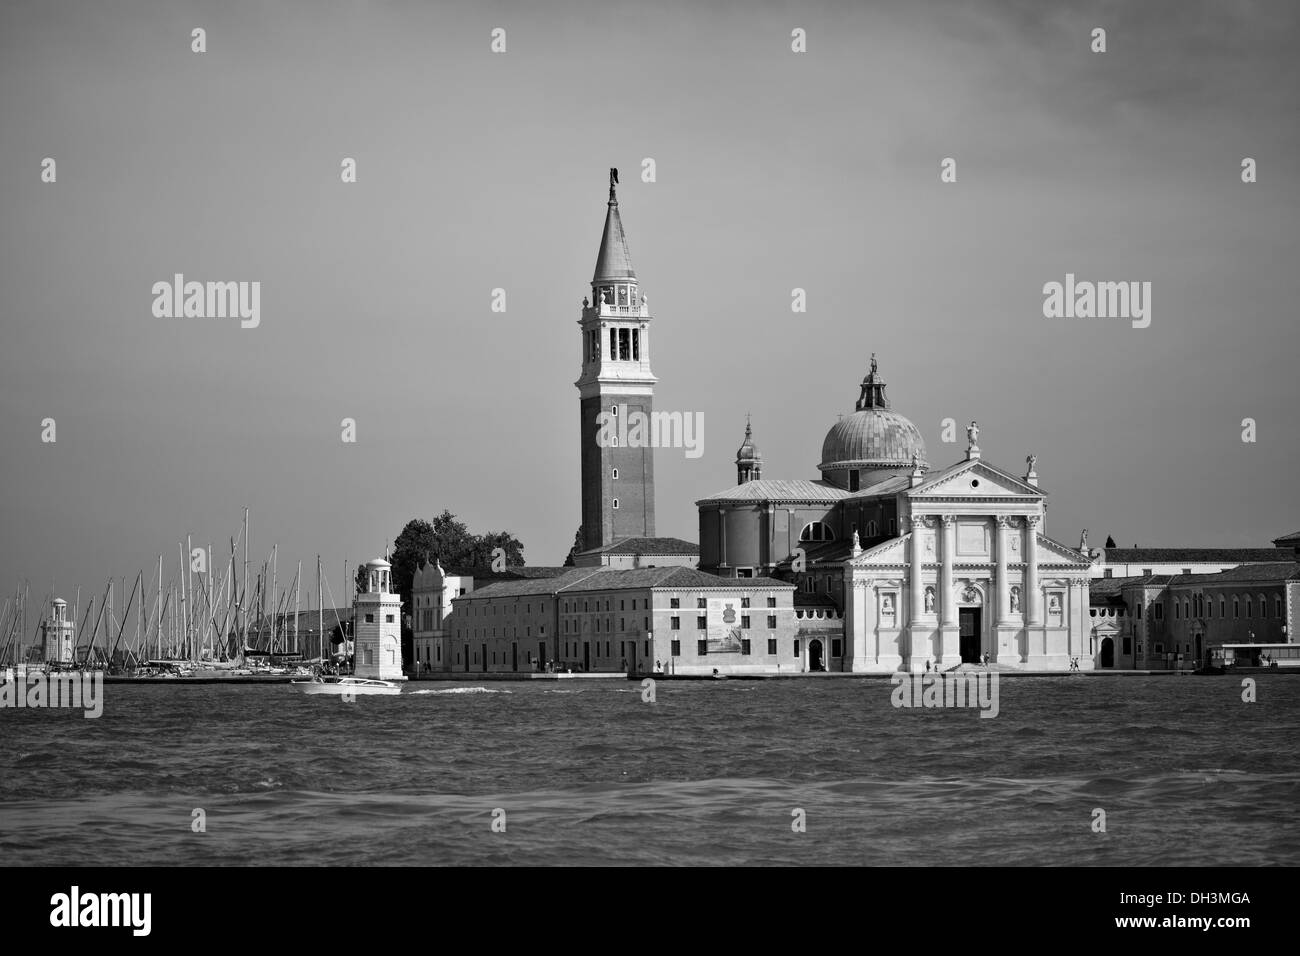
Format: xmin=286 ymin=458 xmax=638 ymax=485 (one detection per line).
xmin=407 ymin=686 xmax=510 ymax=695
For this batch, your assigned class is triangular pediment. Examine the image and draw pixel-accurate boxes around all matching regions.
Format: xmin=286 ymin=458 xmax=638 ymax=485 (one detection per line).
xmin=848 ymin=534 xmax=909 ymax=567
xmin=910 ymin=459 xmax=1041 ymax=498
xmin=1036 ymin=534 xmax=1092 ymax=566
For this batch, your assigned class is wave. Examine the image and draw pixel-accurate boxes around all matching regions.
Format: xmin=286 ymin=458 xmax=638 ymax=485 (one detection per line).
xmin=407 ymin=687 xmax=511 ymax=695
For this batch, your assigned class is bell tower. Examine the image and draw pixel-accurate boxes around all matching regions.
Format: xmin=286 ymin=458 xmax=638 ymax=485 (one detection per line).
xmin=575 ymin=169 xmax=657 ymax=552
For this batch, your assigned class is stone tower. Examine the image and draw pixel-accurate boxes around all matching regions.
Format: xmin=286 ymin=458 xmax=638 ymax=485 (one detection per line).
xmin=575 ymin=169 xmax=657 ymax=552
xmin=41 ymin=598 xmax=74 ymax=666
xmin=353 ymin=557 xmax=404 ymax=680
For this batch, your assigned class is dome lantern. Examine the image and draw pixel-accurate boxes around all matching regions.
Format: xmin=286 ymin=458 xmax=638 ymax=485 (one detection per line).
xmin=735 ymin=414 xmax=762 ymax=484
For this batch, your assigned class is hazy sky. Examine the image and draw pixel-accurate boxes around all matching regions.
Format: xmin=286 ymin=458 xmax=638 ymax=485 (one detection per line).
xmin=2 ymin=0 xmax=1297 ymax=614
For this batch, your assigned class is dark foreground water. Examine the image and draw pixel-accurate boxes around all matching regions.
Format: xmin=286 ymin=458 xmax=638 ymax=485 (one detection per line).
xmin=1 ymin=676 xmax=1298 ymax=866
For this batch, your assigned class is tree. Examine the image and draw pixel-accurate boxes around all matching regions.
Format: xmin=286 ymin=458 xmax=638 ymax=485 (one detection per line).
xmin=563 ymin=526 xmax=584 ymax=566
xmin=354 ymin=512 xmax=526 ymax=672
xmin=384 ymin=511 xmax=524 ymax=615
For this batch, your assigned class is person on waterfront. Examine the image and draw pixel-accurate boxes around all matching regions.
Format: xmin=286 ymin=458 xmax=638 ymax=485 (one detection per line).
xmin=925 ymin=659 xmax=931 ymax=673
xmin=655 ymin=658 xmax=662 ymax=674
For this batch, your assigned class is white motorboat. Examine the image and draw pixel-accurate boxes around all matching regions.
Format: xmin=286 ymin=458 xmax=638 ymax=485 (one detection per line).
xmin=291 ymin=675 xmax=402 ymax=696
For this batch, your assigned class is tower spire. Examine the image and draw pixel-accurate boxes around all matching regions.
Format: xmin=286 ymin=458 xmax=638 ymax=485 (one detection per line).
xmin=593 ymin=168 xmax=635 ymax=283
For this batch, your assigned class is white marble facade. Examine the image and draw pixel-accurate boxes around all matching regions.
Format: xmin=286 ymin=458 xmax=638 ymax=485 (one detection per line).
xmin=844 ymin=456 xmax=1094 ymax=672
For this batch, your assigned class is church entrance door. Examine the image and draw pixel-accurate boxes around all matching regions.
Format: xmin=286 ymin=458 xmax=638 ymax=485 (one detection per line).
xmin=809 ymin=639 xmax=824 ymax=672
xmin=959 ymin=608 xmax=981 ymax=663
xmin=1101 ymin=637 xmax=1114 ymax=668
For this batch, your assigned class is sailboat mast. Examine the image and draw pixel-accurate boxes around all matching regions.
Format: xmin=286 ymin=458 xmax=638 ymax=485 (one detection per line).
xmin=294 ymin=561 xmax=301 ymax=656
xmin=270 ymin=544 xmax=278 ymax=655
xmin=318 ymin=556 xmax=324 ymax=664
xmin=156 ymin=555 xmax=163 ymax=661
xmin=177 ymin=542 xmax=187 ymax=659
xmin=185 ymin=534 xmax=194 ymax=663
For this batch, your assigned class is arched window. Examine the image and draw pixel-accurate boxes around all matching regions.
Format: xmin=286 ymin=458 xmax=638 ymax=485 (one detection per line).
xmin=799 ymin=522 xmax=836 ymax=543
xmin=1258 ymin=594 xmax=1268 ymax=619
xmin=1245 ymin=595 xmax=1252 ymax=618
xmin=1233 ymin=596 xmax=1240 ymax=619
xmin=866 ymin=520 xmax=878 ymax=537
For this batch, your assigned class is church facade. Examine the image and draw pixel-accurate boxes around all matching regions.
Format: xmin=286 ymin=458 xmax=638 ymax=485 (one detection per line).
xmin=697 ymin=360 xmax=1095 ymax=672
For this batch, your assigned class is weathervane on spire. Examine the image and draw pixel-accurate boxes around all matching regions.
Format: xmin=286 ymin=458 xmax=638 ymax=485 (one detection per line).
xmin=609 ymin=167 xmax=619 ymax=201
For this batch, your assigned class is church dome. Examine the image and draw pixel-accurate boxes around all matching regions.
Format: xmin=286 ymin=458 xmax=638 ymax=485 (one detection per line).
xmin=818 ymin=357 xmax=927 ymax=485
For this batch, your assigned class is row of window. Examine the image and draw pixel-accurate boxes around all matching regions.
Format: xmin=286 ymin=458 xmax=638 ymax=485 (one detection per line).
xmin=458 ymin=625 xmax=546 ymax=640
xmin=668 ymin=615 xmax=778 ymax=630
xmin=1154 ymin=593 xmax=1283 ymax=621
xmin=457 ymin=596 xmax=784 ymax=632
xmin=564 ymin=597 xmax=653 ymax=613
xmin=447 ymin=637 xmax=843 ymax=665
xmin=557 ymin=640 xmax=652 ymax=659
xmin=465 ymin=602 xmax=548 ymax=617
xmin=666 ymin=638 xmax=844 ymax=658
xmin=564 ymin=616 xmax=652 ymax=634
xmin=560 ymin=596 xmax=781 ymax=613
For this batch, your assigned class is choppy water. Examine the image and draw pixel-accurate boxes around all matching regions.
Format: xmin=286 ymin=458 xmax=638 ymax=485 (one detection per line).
xmin=2 ymin=676 xmax=1298 ymax=865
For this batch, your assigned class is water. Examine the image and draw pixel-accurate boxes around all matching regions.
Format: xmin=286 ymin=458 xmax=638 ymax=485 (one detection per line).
xmin=1 ymin=676 xmax=1298 ymax=865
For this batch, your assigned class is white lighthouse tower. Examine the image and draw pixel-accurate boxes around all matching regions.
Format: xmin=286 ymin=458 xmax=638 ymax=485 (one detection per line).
xmin=353 ymin=557 xmax=405 ymax=680
xmin=42 ymin=598 xmax=74 ymax=667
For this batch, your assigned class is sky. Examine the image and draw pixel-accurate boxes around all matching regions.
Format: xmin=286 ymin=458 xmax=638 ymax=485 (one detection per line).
xmin=1 ymin=0 xmax=1297 ymax=620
